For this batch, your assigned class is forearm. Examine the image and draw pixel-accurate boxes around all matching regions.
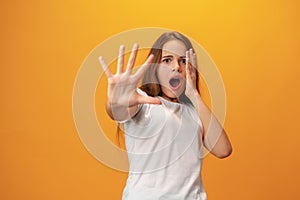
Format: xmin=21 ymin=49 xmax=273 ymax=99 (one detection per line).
xmin=188 ymin=91 xmax=232 ymax=158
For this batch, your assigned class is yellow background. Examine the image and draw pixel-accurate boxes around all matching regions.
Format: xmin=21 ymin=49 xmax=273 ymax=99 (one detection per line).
xmin=1 ymin=0 xmax=300 ymax=199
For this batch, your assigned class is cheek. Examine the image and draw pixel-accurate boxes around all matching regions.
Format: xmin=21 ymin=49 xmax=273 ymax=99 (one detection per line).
xmin=156 ymin=66 xmax=170 ymax=82
xmin=182 ymin=69 xmax=187 ymax=78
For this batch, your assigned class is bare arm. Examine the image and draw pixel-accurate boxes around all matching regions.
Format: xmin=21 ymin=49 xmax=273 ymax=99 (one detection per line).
xmin=185 ymin=49 xmax=232 ymax=159
xmin=188 ymin=92 xmax=232 ymax=158
xmin=105 ymin=102 xmax=138 ymax=121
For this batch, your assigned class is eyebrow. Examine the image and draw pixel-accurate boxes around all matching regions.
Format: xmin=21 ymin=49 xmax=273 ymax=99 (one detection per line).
xmin=161 ymin=55 xmax=186 ymax=59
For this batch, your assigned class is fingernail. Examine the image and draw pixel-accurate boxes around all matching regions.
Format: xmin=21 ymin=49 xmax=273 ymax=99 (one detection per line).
xmin=133 ymin=43 xmax=139 ymax=50
xmin=98 ymin=56 xmax=105 ymax=65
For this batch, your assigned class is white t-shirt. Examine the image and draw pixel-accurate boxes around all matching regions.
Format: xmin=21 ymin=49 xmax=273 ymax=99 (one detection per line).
xmin=121 ymin=89 xmax=207 ymax=200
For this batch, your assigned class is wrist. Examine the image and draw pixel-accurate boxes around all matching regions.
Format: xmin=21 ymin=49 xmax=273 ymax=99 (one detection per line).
xmin=106 ymin=101 xmax=131 ymax=121
xmin=186 ymin=88 xmax=199 ymax=99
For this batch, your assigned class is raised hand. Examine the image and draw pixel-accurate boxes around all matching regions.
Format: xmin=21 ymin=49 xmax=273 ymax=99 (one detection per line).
xmin=99 ymin=44 xmax=161 ymax=121
xmin=185 ymin=48 xmax=198 ymax=98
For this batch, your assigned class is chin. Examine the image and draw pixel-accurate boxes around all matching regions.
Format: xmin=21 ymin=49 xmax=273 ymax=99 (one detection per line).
xmin=164 ymin=88 xmax=184 ymax=99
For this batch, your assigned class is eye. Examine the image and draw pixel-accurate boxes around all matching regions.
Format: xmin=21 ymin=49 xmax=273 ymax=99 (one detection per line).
xmin=180 ymin=58 xmax=186 ymax=65
xmin=162 ymin=58 xmax=171 ymax=63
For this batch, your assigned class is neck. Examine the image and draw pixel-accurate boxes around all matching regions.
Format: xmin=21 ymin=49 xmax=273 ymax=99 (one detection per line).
xmin=161 ymin=93 xmax=179 ymax=103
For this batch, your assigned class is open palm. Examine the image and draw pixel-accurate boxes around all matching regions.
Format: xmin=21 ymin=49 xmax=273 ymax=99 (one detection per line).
xmin=99 ymin=44 xmax=161 ymax=119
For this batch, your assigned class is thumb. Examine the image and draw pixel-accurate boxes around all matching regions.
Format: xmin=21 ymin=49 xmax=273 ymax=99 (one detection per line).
xmin=137 ymin=95 xmax=161 ymax=105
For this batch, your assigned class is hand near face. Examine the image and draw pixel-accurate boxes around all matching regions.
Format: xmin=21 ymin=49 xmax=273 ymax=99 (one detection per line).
xmin=99 ymin=44 xmax=161 ymax=112
xmin=185 ymin=48 xmax=199 ymax=98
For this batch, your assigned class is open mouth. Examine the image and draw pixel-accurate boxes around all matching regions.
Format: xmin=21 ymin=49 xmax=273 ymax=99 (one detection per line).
xmin=169 ymin=77 xmax=181 ymax=89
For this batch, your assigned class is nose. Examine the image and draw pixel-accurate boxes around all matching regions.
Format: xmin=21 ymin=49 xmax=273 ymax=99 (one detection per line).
xmin=172 ymin=60 xmax=182 ymax=73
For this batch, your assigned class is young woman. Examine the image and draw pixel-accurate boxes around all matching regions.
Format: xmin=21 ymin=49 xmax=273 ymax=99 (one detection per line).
xmin=99 ymin=32 xmax=232 ymax=200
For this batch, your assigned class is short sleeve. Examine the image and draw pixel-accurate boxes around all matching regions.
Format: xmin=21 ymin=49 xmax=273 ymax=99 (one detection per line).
xmin=116 ymin=88 xmax=148 ymax=124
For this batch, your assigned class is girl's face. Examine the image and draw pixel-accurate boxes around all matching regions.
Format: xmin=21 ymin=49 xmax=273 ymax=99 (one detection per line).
xmin=156 ymin=39 xmax=187 ymax=101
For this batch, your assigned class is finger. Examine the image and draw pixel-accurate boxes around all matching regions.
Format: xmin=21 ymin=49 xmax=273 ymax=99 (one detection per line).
xmin=192 ymin=53 xmax=197 ymax=74
xmin=117 ymin=45 xmax=125 ymax=74
xmin=99 ymin=56 xmax=113 ymax=78
xmin=186 ymin=50 xmax=190 ymax=75
xmin=190 ymin=49 xmax=197 ymax=68
xmin=188 ymin=49 xmax=197 ymax=75
xmin=189 ymin=49 xmax=193 ymax=66
xmin=188 ymin=48 xmax=197 ymax=70
xmin=132 ymin=54 xmax=155 ymax=82
xmin=192 ymin=53 xmax=197 ymax=68
xmin=137 ymin=95 xmax=161 ymax=105
xmin=126 ymin=43 xmax=139 ymax=74
xmin=188 ymin=49 xmax=192 ymax=64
